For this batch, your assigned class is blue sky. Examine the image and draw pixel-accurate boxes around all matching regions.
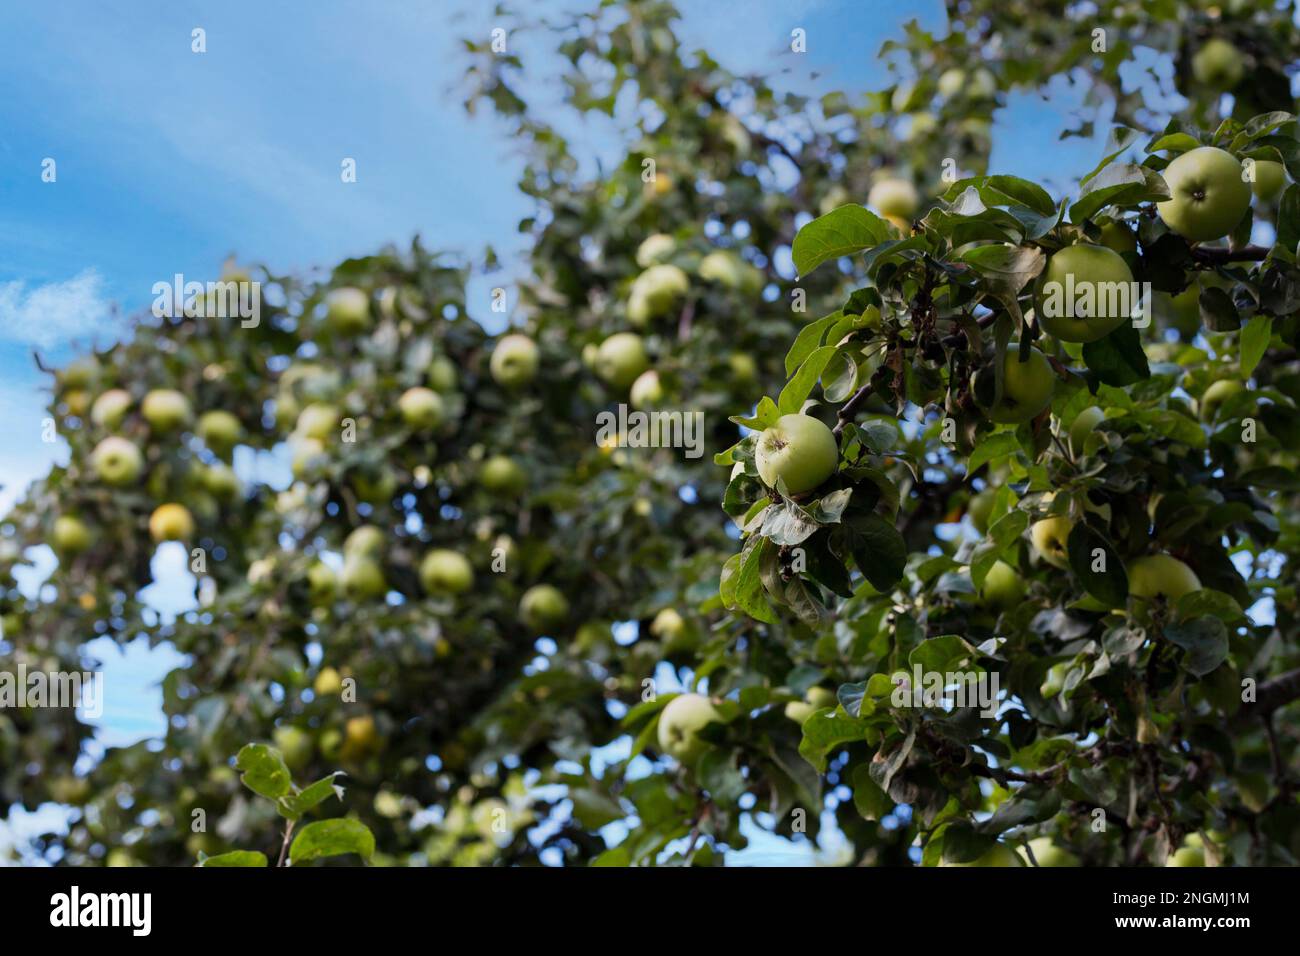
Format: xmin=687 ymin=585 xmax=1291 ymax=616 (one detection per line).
xmin=1 ymin=0 xmax=1125 ymax=863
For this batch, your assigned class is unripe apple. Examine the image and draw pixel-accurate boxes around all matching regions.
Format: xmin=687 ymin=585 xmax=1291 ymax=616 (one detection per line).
xmin=326 ymin=287 xmax=371 ymax=335
xmin=629 ymin=370 xmax=664 ymax=409
xmin=1200 ymin=378 xmax=1245 ymax=419
xmin=141 ymin=389 xmax=193 ymax=432
xmin=657 ymin=693 xmax=721 ymax=764
xmin=636 ymin=233 xmax=677 ymax=268
xmin=295 ymin=403 xmax=339 ymax=442
xmin=291 ymin=437 xmax=328 ymax=480
xmin=352 ymin=469 xmax=397 ymax=505
xmin=63 ymin=389 xmax=90 ymax=418
xmin=868 ymin=177 xmax=920 ymax=218
xmin=341 ymin=555 xmax=387 ymax=600
xmin=1128 ymin=554 xmax=1201 ymax=602
xmin=419 ymin=549 xmax=474 ymax=595
xmin=1036 ymin=244 xmax=1135 ymax=343
xmin=698 ymin=251 xmax=762 ymax=294
xmin=975 ymin=344 xmax=1055 ymax=424
xmin=490 ymin=333 xmax=540 ymax=387
xmin=1250 ymin=159 xmax=1287 ymax=202
xmin=1192 ymin=38 xmax=1244 ymax=91
xmin=344 ymin=525 xmax=385 ymax=558
xmin=398 ymin=387 xmax=444 ymax=430
xmin=595 ymin=333 xmax=650 ymax=389
xmin=939 ymin=842 xmax=1021 ymax=867
xmin=905 ymin=111 xmax=938 ymax=142
xmin=149 ymin=503 xmax=195 ymax=543
xmin=728 ymin=351 xmax=758 ymax=382
xmin=755 ymin=414 xmax=839 ymax=495
xmin=968 ymin=488 xmax=995 ymax=534
xmin=631 ymin=264 xmax=689 ymax=317
xmin=1098 ymin=220 xmax=1137 ymax=254
xmin=937 ymin=68 xmax=966 ymax=98
xmin=1031 ymin=515 xmax=1074 ymax=569
xmin=650 ymin=608 xmax=687 ymax=642
xmin=201 ymin=463 xmax=242 ymax=500
xmin=1022 ymin=837 xmax=1080 ymax=867
xmin=979 ymin=559 xmax=1026 ymax=610
xmin=1157 ymin=147 xmax=1251 ymax=242
xmin=196 ymin=410 xmax=242 ymax=453
xmin=342 ymin=714 xmax=380 ymax=758
xmin=90 ymin=389 xmax=133 ymax=429
xmin=314 ymin=666 xmax=343 ymax=697
xmin=306 ymin=561 xmax=338 ymax=605
xmin=52 ymin=516 xmax=93 ymax=555
xmin=1167 ymin=833 xmax=1206 ymax=867
xmin=969 ymin=67 xmax=996 ymax=99
xmin=91 ymin=436 xmax=144 ymax=486
xmin=481 ymin=455 xmax=526 ymax=495
xmin=519 ymin=584 xmax=569 ymax=633
xmin=61 ymin=356 xmax=97 ymax=390
xmin=784 ymin=686 xmax=837 ymax=724
xmin=428 ymin=355 xmax=458 ymax=392
xmin=1068 ymin=405 xmax=1106 ymax=454
xmin=273 ymin=725 xmax=314 ymax=771
xmin=247 ymin=557 xmax=277 ymax=587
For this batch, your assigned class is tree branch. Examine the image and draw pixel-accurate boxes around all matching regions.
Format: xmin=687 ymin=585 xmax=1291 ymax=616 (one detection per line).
xmin=1190 ymin=244 xmax=1271 ymax=265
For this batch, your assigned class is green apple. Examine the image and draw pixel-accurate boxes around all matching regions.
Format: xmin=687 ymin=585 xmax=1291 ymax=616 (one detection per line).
xmin=341 ymin=555 xmax=387 ymax=600
xmin=1164 ymin=285 xmax=1202 ymax=339
xmin=306 ymin=562 xmax=338 ymax=605
xmin=149 ymin=503 xmax=195 ymax=543
xmin=428 ymin=355 xmax=458 ymax=392
xmin=1098 ymin=220 xmax=1138 ymax=254
xmin=595 ymin=333 xmax=650 ymax=389
xmin=1250 ymin=159 xmax=1287 ymax=201
xmin=1157 ymin=147 xmax=1251 ymax=242
xmin=1192 ymin=38 xmax=1244 ymax=91
xmin=247 ymin=557 xmax=277 ymax=587
xmin=419 ymin=549 xmax=474 ymax=595
xmin=636 ymin=233 xmax=677 ymax=268
xmin=629 ymin=370 xmax=664 ymax=409
xmin=314 ymin=666 xmax=343 ymax=697
xmin=968 ymin=488 xmax=995 ymax=534
xmin=1031 ymin=515 xmax=1074 ymax=569
xmin=657 ymin=693 xmax=721 ymax=764
xmin=91 ymin=436 xmax=144 ymax=486
xmin=937 ymin=68 xmax=965 ymax=98
xmin=979 ymin=559 xmax=1026 ymax=610
xmin=291 ymin=438 xmax=328 ymax=480
xmin=63 ymin=389 xmax=90 ymax=418
xmin=202 ymin=463 xmax=241 ymax=500
xmin=754 ymin=414 xmax=839 ymax=495
xmin=1036 ymin=244 xmax=1135 ymax=343
xmin=481 ymin=455 xmax=526 ymax=495
xmin=52 ymin=516 xmax=93 ymax=555
xmin=1068 ymin=405 xmax=1107 ymax=454
xmin=344 ymin=525 xmax=385 ymax=558
xmin=295 ymin=403 xmax=339 ymax=442
xmin=784 ymin=686 xmax=837 ymax=724
xmin=976 ymin=344 xmax=1056 ymax=424
xmin=490 ymin=333 xmax=539 ymax=387
xmin=519 ymin=584 xmax=569 ymax=632
xmin=698 ymin=251 xmax=761 ymax=294
xmin=969 ymin=67 xmax=996 ymax=99
xmin=352 ymin=469 xmax=397 ymax=505
xmin=868 ymin=177 xmax=920 ymax=218
xmin=398 ymin=387 xmax=444 ymax=430
xmin=940 ymin=843 xmax=1021 ymax=867
xmin=90 ymin=389 xmax=133 ymax=429
xmin=650 ymin=608 xmax=687 ymax=642
xmin=196 ymin=410 xmax=242 ymax=454
xmin=905 ymin=111 xmax=938 ymax=142
xmin=1201 ymin=378 xmax=1245 ymax=419
xmin=1128 ymin=554 xmax=1201 ymax=601
xmin=1167 ymin=833 xmax=1206 ymax=867
xmin=326 ymin=287 xmax=371 ymax=335
xmin=141 ymin=389 xmax=193 ymax=432
xmin=61 ymin=356 xmax=97 ymax=390
xmin=728 ymin=352 xmax=757 ymax=382
xmin=630 ymin=264 xmax=689 ymax=319
xmin=1022 ymin=837 xmax=1080 ymax=867
xmin=274 ymin=725 xmax=314 ymax=771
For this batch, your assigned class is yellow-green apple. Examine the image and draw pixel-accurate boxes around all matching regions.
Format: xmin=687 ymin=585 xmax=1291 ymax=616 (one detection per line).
xmin=1098 ymin=220 xmax=1138 ymax=254
xmin=519 ymin=584 xmax=569 ymax=632
xmin=1164 ymin=285 xmax=1202 ymax=339
xmin=490 ymin=333 xmax=540 ymax=387
xmin=979 ymin=559 xmax=1026 ymax=610
xmin=1250 ymin=159 xmax=1287 ymax=201
xmin=630 ymin=264 xmax=688 ymax=318
xmin=968 ymin=488 xmax=995 ymax=534
xmin=976 ymin=344 xmax=1055 ymax=424
xmin=1037 ymin=244 xmax=1135 ymax=342
xmin=728 ymin=351 xmax=758 ymax=382
xmin=1128 ymin=554 xmax=1201 ymax=601
xmin=306 ymin=562 xmax=338 ymax=605
xmin=91 ymin=436 xmax=144 ymax=486
xmin=196 ymin=410 xmax=242 ymax=454
xmin=52 ymin=516 xmax=93 ymax=555
xmin=1200 ymin=378 xmax=1245 ymax=419
xmin=428 ymin=355 xmax=457 ymax=392
xmin=326 ymin=287 xmax=371 ymax=335
xmin=149 ymin=503 xmax=195 ymax=543
xmin=1157 ymin=147 xmax=1251 ymax=242
xmin=629 ymin=370 xmax=664 ymax=409
xmin=784 ymin=686 xmax=837 ymax=724
xmin=938 ymin=68 xmax=966 ymax=98
xmin=341 ymin=555 xmax=387 ymax=600
xmin=61 ymin=357 xmax=97 ymax=389
xmin=1069 ymin=405 xmax=1106 ymax=454
xmin=398 ymin=386 xmax=444 ymax=430
xmin=202 ymin=463 xmax=241 ymax=500
xmin=1167 ymin=833 xmax=1207 ymax=867
xmin=343 ymin=524 xmax=385 ymax=558
xmin=595 ymin=332 xmax=650 ymax=389
xmin=1192 ymin=38 xmax=1244 ymax=90
xmin=868 ymin=177 xmax=920 ymax=218
xmin=636 ymin=233 xmax=677 ymax=268
xmin=1022 ymin=837 xmax=1080 ymax=867
xmin=755 ymin=414 xmax=839 ymax=495
xmin=273 ymin=725 xmax=314 ymax=771
xmin=481 ymin=455 xmax=526 ymax=495
xmin=90 ymin=389 xmax=132 ymax=429
xmin=1031 ymin=515 xmax=1075 ymax=569
xmin=314 ymin=666 xmax=343 ymax=697
xmin=141 ymin=389 xmax=193 ymax=432
xmin=295 ymin=403 xmax=339 ymax=442
xmin=698 ymin=251 xmax=762 ymax=294
xmin=419 ymin=549 xmax=474 ymax=595
xmin=657 ymin=693 xmax=721 ymax=764
xmin=291 ymin=438 xmax=328 ymax=480
xmin=939 ymin=843 xmax=1021 ymax=867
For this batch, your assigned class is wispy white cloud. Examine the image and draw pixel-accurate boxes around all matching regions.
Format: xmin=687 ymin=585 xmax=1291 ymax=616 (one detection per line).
xmin=0 ymin=270 xmax=119 ymax=348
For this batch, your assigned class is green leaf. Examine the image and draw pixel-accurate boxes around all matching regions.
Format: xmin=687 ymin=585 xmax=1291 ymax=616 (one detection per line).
xmin=1239 ymin=315 xmax=1273 ymax=379
xmin=288 ymin=819 xmax=376 ymax=865
xmin=1082 ymin=322 xmax=1149 ymax=386
xmin=1165 ymin=617 xmax=1230 ymax=677
xmin=843 ymin=513 xmax=907 ymax=592
xmin=967 ymin=432 xmax=1019 ymax=478
xmin=197 ymin=850 xmax=268 ymax=867
xmin=1277 ymin=183 xmax=1300 ymax=252
xmin=234 ymin=744 xmax=292 ymax=801
xmin=1066 ymin=523 xmax=1128 ymax=607
xmin=1081 ymin=126 xmax=1145 ymax=186
xmin=778 ymin=346 xmax=837 ymax=414
xmin=279 ymin=774 xmax=343 ymax=821
xmin=785 ymin=312 xmax=841 ymax=376
xmin=1069 ymin=163 xmax=1170 ymax=223
xmin=792 ymin=205 xmax=891 ymax=277
xmin=851 ymin=763 xmax=892 ymax=821
xmin=798 ymin=710 xmax=870 ymax=772
xmin=735 ymin=538 xmax=778 ymax=624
